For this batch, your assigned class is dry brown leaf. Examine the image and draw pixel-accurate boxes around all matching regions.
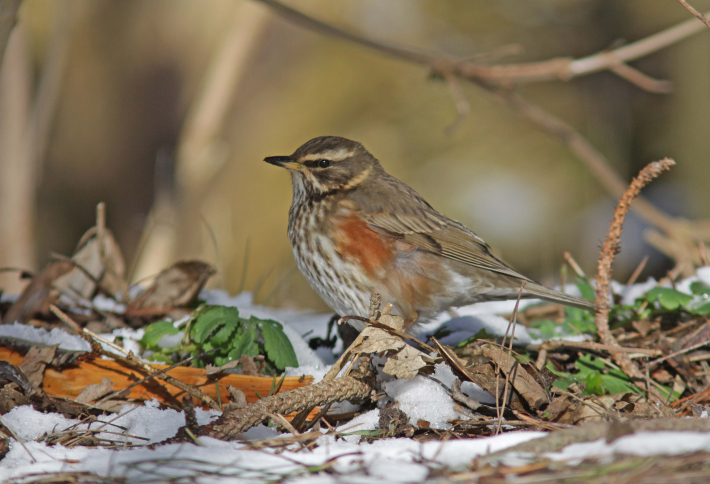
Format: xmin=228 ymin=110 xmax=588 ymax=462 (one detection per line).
xmin=546 ymin=395 xmax=574 ymax=422
xmin=350 ymin=313 xmax=430 ymax=379
xmin=54 ymin=224 xmax=127 ymax=300
xmin=75 ymin=377 xmax=114 ymax=404
xmin=382 ymin=344 xmax=429 ymax=379
xmin=0 ymin=360 xmax=34 ymax=396
xmin=238 ymin=355 xmax=261 ymax=376
xmin=351 ymin=314 xmax=406 ymax=354
xmin=552 ymin=392 xmax=675 ymax=425
xmin=205 ymin=360 xmax=240 ymax=376
xmin=0 ymin=384 xmax=31 ymax=414
xmin=227 ymin=386 xmax=248 ymax=408
xmin=480 ymin=343 xmax=548 ymax=410
xmin=351 ymin=328 xmax=405 ymax=354
xmin=206 ymin=355 xmax=261 ymax=376
xmin=127 ymin=260 xmax=215 ymax=313
xmin=2 ymin=260 xmax=74 ymax=324
xmin=18 ymin=344 xmax=57 ymax=388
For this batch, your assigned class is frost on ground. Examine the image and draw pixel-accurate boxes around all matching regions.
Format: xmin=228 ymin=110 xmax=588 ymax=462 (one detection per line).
xmin=4 ymin=404 xmax=710 ymax=483
xmin=3 ymin=273 xmax=710 ymax=482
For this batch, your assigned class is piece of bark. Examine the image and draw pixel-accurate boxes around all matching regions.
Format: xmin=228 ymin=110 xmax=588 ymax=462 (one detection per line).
xmin=0 ymin=337 xmax=86 ymax=367
xmin=0 ymin=345 xmax=312 ymax=407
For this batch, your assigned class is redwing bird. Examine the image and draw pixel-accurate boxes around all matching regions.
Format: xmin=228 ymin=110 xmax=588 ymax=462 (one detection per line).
xmin=266 ymin=136 xmax=595 ymax=330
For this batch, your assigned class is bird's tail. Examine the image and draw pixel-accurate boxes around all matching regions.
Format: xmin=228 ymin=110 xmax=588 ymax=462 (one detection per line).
xmin=522 ymin=282 xmax=598 ymax=311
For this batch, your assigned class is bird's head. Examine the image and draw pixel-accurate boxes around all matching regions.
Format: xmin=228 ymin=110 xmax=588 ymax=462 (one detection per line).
xmin=265 ymin=136 xmax=381 ymax=197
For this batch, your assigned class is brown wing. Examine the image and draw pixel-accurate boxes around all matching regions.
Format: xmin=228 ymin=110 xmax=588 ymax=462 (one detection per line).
xmin=350 ymin=173 xmax=535 ymax=282
xmin=345 ymin=172 xmax=596 ymax=310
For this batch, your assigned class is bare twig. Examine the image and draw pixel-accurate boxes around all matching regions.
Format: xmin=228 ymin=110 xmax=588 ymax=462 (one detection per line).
xmin=339 ymin=315 xmax=436 ymax=353
xmin=563 ymin=252 xmax=586 ymax=278
xmin=501 ymin=92 xmax=679 ymax=236
xmin=529 ymin=340 xmax=659 ymax=356
xmin=0 ymin=0 xmax=21 ymax=66
xmin=95 ymin=349 xmax=220 ymax=406
xmin=627 ymin=255 xmax=650 ymax=286
xmin=594 ymin=159 xmax=675 ymax=396
xmin=647 ymin=340 xmax=710 ymax=369
xmin=0 ymin=413 xmax=36 ymax=463
xmin=678 ymin=0 xmax=710 ymax=29
xmin=49 ymin=304 xmax=221 ymax=410
xmin=496 ymin=282 xmax=525 ymax=435
xmin=256 ymin=0 xmax=710 ymax=87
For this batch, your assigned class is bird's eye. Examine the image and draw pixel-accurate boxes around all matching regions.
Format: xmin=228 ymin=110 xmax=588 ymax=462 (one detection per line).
xmin=318 ymin=159 xmax=330 ymax=168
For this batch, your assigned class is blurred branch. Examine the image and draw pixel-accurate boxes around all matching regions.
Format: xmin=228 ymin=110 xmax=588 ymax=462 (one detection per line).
xmin=0 ymin=1 xmax=74 ymax=292
xmin=254 ymin=0 xmax=710 ymax=273
xmin=30 ymin=0 xmax=74 ymax=183
xmin=133 ymin=3 xmax=269 ymax=283
xmin=256 ymin=0 xmax=709 ymax=88
xmin=0 ymin=0 xmax=21 ymax=67
xmin=677 ymin=0 xmax=710 ymax=29
xmin=176 ymin=3 xmax=269 ymax=193
xmin=499 ymin=91 xmax=678 ymax=235
xmin=0 ymin=24 xmax=33 ymax=292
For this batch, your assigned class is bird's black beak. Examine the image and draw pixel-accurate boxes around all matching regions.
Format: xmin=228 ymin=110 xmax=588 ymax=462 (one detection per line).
xmin=264 ymin=156 xmax=294 ymax=167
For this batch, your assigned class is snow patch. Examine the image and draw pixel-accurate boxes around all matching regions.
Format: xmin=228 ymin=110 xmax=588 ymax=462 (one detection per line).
xmin=0 ymin=323 xmax=91 ymax=352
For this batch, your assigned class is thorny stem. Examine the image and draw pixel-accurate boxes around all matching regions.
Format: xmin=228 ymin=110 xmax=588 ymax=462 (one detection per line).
xmin=204 ymin=355 xmax=375 ymax=439
xmin=594 ymin=158 xmax=675 ymax=399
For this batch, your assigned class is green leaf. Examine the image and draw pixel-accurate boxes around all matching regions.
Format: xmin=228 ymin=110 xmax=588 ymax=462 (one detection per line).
xmin=644 ymin=287 xmax=693 ymax=310
xmin=454 ymin=328 xmax=498 ymax=348
xmin=583 ymin=372 xmax=604 ymax=396
xmin=191 ymin=305 xmax=241 ymax=343
xmin=145 ymin=353 xmax=174 ymax=364
xmin=692 ymin=302 xmax=710 ymax=315
xmin=565 ymin=318 xmax=596 ymax=335
xmin=210 ymin=320 xmax=238 ymax=346
xmin=226 ymin=324 xmax=260 ymax=362
xmin=576 ymin=277 xmax=596 ymax=302
xmin=602 ymin=369 xmax=637 ymax=395
xmin=259 ymin=318 xmax=299 ymax=370
xmin=141 ymin=320 xmax=181 ymax=349
xmin=690 ymin=281 xmax=710 ymax=297
xmin=574 ymin=354 xmax=639 ymax=396
xmin=551 ymin=375 xmax=578 ymax=392
xmin=529 ymin=319 xmax=559 ymax=339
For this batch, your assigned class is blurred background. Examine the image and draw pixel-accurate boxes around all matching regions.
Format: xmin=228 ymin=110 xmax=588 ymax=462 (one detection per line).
xmin=1 ymin=0 xmax=709 ymax=312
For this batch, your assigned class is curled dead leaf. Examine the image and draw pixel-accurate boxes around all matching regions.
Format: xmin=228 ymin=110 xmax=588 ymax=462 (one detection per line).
xmin=18 ymin=344 xmax=57 ymax=389
xmin=2 ymin=260 xmax=74 ymax=324
xmin=75 ymin=377 xmax=114 ymax=404
xmin=127 ymin=260 xmax=215 ymax=314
